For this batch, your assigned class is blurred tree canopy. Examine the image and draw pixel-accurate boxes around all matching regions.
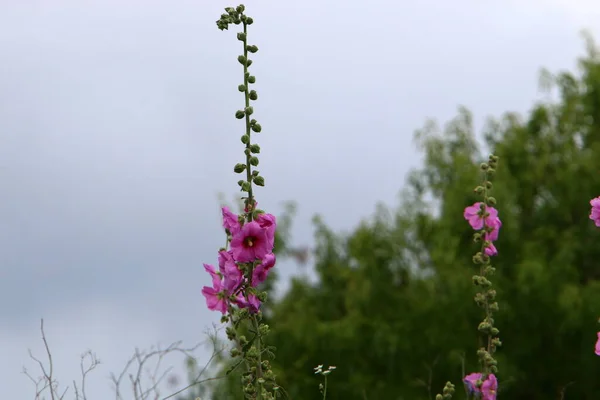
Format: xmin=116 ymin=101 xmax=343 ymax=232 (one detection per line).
xmin=207 ymin=36 xmax=600 ymax=399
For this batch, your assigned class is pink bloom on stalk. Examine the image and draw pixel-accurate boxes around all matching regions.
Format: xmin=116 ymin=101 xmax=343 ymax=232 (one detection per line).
xmin=222 ymin=206 xmax=241 ymax=235
xmin=252 ymin=253 xmax=277 ymax=286
xmin=484 ymin=234 xmax=498 ymax=256
xmin=590 ymin=197 xmax=600 ymax=227
xmin=463 ymin=372 xmax=481 ymax=394
xmin=256 ymin=213 xmax=277 ymax=250
xmin=464 ymin=202 xmax=498 ymax=230
xmin=482 ymin=374 xmax=498 ymax=400
xmin=595 ymin=332 xmax=600 ymax=356
xmin=230 ymin=221 xmax=270 ymax=263
xmin=235 ymin=293 xmax=261 ymax=313
xmin=487 ymin=217 xmax=502 ymax=241
xmin=201 ymin=264 xmax=228 ymax=314
xmin=218 ymin=250 xmax=242 ymax=291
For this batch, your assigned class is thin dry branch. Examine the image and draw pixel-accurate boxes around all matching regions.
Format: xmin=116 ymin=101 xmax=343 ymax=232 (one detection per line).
xmin=110 ymin=326 xmax=223 ymax=400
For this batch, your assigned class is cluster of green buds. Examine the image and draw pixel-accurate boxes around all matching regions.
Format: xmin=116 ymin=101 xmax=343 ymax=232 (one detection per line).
xmin=435 ymin=381 xmax=456 ymax=400
xmin=217 ymin=4 xmax=264 ymax=213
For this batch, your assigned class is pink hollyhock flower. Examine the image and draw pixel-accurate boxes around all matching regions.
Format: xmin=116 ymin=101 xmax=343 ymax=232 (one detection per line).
xmin=256 ymin=213 xmax=277 ymax=250
xmin=595 ymin=332 xmax=600 ymax=356
xmin=590 ymin=197 xmax=600 ymax=227
xmin=484 ymin=234 xmax=498 ymax=256
xmin=482 ymin=374 xmax=498 ymax=400
xmin=230 ymin=221 xmax=270 ymax=263
xmin=252 ymin=253 xmax=276 ymax=286
xmin=218 ymin=250 xmax=243 ymax=291
xmin=463 ymin=372 xmax=481 ymax=394
xmin=487 ymin=216 xmax=502 ymax=241
xmin=222 ymin=206 xmax=241 ymax=235
xmin=235 ymin=293 xmax=261 ymax=313
xmin=464 ymin=202 xmax=498 ymax=231
xmin=201 ymin=264 xmax=228 ymax=314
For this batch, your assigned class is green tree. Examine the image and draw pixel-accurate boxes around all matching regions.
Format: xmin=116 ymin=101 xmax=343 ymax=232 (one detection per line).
xmin=212 ymin=36 xmax=600 ymax=399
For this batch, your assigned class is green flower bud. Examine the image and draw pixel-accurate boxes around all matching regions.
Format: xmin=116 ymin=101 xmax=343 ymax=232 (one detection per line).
xmin=251 ymin=123 xmax=262 ymax=133
xmin=436 ymin=395 xmax=443 ymax=400
xmin=249 ymin=144 xmax=260 ymax=153
xmin=246 ymin=59 xmax=253 ymax=67
xmin=487 ymin=168 xmax=496 ymax=176
xmin=248 ymin=75 xmax=256 ymax=83
xmin=238 ymin=84 xmax=246 ymax=92
xmin=234 ymin=163 xmax=246 ymax=173
xmin=474 ymin=185 xmax=485 ymax=195
xmin=224 ymin=7 xmax=235 ymax=15
xmin=480 ymin=162 xmax=489 ymax=171
xmin=241 ymin=181 xmax=251 ymax=192
xmin=249 ymin=90 xmax=258 ymax=100
xmin=254 ymin=176 xmax=265 ymax=186
xmin=485 ymin=180 xmax=493 ymax=189
xmin=250 ymin=156 xmax=259 ymax=166
xmin=241 ymin=134 xmax=249 ymax=144
xmin=252 ymin=170 xmax=259 ymax=177
xmin=244 ymin=148 xmax=251 ymax=156
xmin=487 ymin=196 xmax=496 ymax=206
xmin=237 ymin=179 xmax=245 ymax=187
xmin=247 ymin=45 xmax=259 ymax=53
xmin=237 ymin=55 xmax=246 ymax=65
xmin=257 ymin=291 xmax=267 ymax=302
xmin=235 ymin=110 xmax=245 ymax=119
xmin=244 ymin=106 xmax=254 ymax=116
xmin=246 ymin=17 xmax=254 ymax=24
xmin=236 ymin=4 xmax=245 ymax=13
xmin=237 ymin=32 xmax=246 ymax=41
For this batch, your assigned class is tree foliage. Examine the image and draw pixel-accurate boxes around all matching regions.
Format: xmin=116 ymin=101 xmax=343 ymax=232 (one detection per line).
xmin=210 ymin=37 xmax=600 ymax=399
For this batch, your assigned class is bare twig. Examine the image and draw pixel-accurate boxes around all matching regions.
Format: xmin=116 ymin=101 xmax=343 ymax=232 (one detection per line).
xmin=110 ymin=330 xmax=221 ymax=400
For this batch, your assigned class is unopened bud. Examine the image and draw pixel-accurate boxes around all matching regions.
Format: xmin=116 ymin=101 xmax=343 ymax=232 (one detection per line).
xmin=250 ymin=156 xmax=259 ymax=166
xmin=251 ymin=123 xmax=262 ymax=133
xmin=248 ymin=75 xmax=256 ymax=84
xmin=249 ymin=144 xmax=261 ymax=153
xmin=254 ymin=176 xmax=265 ymax=186
xmin=234 ymin=163 xmax=246 ymax=173
xmin=235 ymin=110 xmax=245 ymax=119
xmin=249 ymin=90 xmax=258 ymax=100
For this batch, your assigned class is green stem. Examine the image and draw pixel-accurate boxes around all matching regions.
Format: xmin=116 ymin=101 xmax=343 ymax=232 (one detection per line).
xmin=241 ymin=21 xmax=254 ymax=218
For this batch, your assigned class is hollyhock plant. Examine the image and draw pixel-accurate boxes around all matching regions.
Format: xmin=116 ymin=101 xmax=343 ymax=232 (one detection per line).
xmin=464 ymin=202 xmax=499 ymax=231
xmin=201 ymin=264 xmax=228 ymax=314
xmin=590 ymin=196 xmax=600 ymax=227
xmin=252 ymin=252 xmax=276 ymax=286
xmin=222 ymin=206 xmax=242 ymax=235
xmin=218 ymin=249 xmax=243 ymax=291
xmin=464 ymin=201 xmax=502 ymax=257
xmin=230 ymin=220 xmax=273 ymax=263
xmin=481 ymin=374 xmax=498 ymax=400
xmin=463 ymin=373 xmax=497 ymax=400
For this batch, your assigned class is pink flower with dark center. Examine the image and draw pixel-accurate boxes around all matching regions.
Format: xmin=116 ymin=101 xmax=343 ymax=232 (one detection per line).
xmin=252 ymin=253 xmax=276 ymax=286
xmin=595 ymin=332 xmax=600 ymax=356
xmin=256 ymin=213 xmax=277 ymax=250
xmin=464 ymin=202 xmax=498 ymax=231
xmin=222 ymin=206 xmax=241 ymax=236
xmin=201 ymin=264 xmax=228 ymax=314
xmin=230 ymin=221 xmax=270 ymax=263
xmin=590 ymin=197 xmax=600 ymax=227
xmin=482 ymin=374 xmax=498 ymax=400
xmin=218 ymin=250 xmax=243 ymax=291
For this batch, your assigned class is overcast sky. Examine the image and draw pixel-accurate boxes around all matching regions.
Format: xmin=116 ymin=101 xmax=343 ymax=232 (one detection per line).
xmin=1 ymin=0 xmax=600 ymax=398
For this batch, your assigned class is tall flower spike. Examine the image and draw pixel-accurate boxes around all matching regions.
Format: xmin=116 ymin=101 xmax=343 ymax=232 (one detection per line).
xmin=464 ymin=154 xmax=502 ymax=381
